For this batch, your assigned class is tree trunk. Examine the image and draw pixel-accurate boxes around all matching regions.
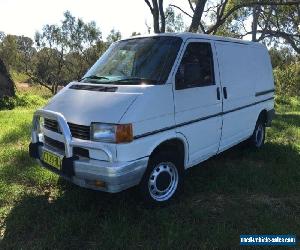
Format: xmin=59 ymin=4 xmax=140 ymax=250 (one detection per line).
xmin=145 ymin=0 xmax=165 ymax=33
xmin=0 ymin=58 xmax=15 ymax=98
xmin=158 ymin=0 xmax=165 ymax=33
xmin=251 ymin=5 xmax=261 ymax=41
xmin=189 ymin=0 xmax=207 ymax=33
xmin=152 ymin=0 xmax=160 ymax=33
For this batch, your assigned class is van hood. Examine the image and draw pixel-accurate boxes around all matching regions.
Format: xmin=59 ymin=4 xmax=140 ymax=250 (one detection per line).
xmin=43 ymin=82 xmax=148 ymax=125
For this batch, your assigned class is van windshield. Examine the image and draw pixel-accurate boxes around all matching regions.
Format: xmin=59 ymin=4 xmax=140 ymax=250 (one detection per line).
xmin=81 ymin=36 xmax=182 ymax=85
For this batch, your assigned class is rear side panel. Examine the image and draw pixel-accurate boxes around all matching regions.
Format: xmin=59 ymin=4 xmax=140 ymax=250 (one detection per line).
xmin=215 ymin=42 xmax=274 ymax=152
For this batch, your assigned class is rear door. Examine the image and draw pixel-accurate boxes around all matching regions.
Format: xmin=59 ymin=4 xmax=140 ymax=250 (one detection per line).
xmin=173 ymin=39 xmax=222 ymax=166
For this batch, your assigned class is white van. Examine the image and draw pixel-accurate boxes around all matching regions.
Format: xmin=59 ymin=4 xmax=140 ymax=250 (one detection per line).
xmin=29 ymin=33 xmax=275 ymax=205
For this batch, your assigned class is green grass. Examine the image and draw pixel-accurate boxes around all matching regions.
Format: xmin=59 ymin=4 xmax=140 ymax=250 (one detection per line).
xmin=0 ymin=95 xmax=299 ymax=249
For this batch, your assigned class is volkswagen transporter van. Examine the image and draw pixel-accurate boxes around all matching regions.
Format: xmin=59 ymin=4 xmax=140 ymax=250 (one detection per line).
xmin=29 ymin=33 xmax=275 ymax=205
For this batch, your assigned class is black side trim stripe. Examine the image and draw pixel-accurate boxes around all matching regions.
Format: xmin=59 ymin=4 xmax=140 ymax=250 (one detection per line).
xmin=134 ymin=97 xmax=274 ymax=140
xmin=223 ymin=97 xmax=274 ymax=115
xmin=255 ymin=89 xmax=275 ymax=97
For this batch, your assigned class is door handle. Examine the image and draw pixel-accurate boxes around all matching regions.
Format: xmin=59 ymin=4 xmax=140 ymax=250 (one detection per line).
xmin=217 ymin=87 xmax=220 ymax=100
xmin=223 ymin=87 xmax=228 ymax=99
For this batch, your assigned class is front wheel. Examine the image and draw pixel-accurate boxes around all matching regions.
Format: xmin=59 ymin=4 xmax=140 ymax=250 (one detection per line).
xmin=138 ymin=151 xmax=183 ymax=206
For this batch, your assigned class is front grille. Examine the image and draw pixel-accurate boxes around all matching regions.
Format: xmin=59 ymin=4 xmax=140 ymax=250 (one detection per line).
xmin=44 ymin=136 xmax=90 ymax=158
xmin=44 ymin=118 xmax=60 ymax=133
xmin=68 ymin=123 xmax=90 ymax=140
xmin=44 ymin=136 xmax=65 ymax=151
xmin=44 ymin=118 xmax=90 ymax=140
xmin=73 ymin=147 xmax=89 ymax=158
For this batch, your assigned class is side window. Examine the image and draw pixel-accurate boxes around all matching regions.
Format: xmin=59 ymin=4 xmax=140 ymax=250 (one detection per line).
xmin=176 ymin=42 xmax=215 ymax=90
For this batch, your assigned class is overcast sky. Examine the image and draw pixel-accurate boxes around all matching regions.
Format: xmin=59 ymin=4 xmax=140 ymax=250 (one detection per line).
xmin=0 ymin=0 xmax=191 ymax=40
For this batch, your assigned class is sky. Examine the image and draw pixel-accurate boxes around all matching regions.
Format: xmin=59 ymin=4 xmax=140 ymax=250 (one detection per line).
xmin=0 ymin=0 xmax=191 ymax=40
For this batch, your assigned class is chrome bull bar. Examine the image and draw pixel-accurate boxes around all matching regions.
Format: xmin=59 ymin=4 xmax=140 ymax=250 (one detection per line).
xmin=31 ymin=109 xmax=113 ymax=162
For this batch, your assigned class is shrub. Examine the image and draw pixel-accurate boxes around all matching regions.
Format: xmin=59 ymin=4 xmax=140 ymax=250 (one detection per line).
xmin=0 ymin=96 xmax=16 ymax=110
xmin=0 ymin=93 xmax=46 ymax=110
xmin=274 ymin=63 xmax=300 ymax=97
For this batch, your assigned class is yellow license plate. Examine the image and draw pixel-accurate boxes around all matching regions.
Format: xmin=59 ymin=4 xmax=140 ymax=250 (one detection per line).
xmin=42 ymin=151 xmax=62 ymax=169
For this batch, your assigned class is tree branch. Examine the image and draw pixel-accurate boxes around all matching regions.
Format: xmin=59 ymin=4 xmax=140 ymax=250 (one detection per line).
xmin=144 ymin=0 xmax=153 ymax=12
xmin=241 ymin=29 xmax=300 ymax=53
xmin=169 ymin=4 xmax=193 ymax=18
xmin=25 ymin=72 xmax=52 ymax=92
xmin=188 ymin=0 xmax=195 ymax=12
xmin=207 ymin=1 xmax=300 ymax=34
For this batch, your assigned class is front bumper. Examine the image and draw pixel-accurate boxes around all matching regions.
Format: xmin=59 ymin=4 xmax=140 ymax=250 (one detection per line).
xmin=29 ymin=109 xmax=148 ymax=193
xmin=30 ymin=142 xmax=148 ymax=193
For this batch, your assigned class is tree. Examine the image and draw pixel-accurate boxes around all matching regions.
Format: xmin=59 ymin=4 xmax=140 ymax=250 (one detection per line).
xmin=165 ymin=6 xmax=186 ymax=32
xmin=241 ymin=3 xmax=300 ymax=53
xmin=144 ymin=0 xmax=166 ymax=33
xmin=33 ymin=11 xmax=103 ymax=94
xmin=16 ymin=36 xmax=36 ymax=73
xmin=269 ymin=47 xmax=296 ymax=68
xmin=0 ymin=33 xmax=36 ymax=73
xmin=0 ymin=35 xmax=19 ymax=70
xmin=145 ymin=0 xmax=300 ymax=53
xmin=131 ymin=32 xmax=142 ymax=36
xmin=106 ymin=29 xmax=122 ymax=44
xmin=0 ymin=57 xmax=15 ymax=98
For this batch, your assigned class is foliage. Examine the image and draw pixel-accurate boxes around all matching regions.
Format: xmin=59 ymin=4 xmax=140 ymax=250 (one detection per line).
xmin=274 ymin=62 xmax=300 ymax=97
xmin=0 ymin=82 xmax=49 ymax=110
xmin=268 ymin=47 xmax=300 ymax=97
xmin=0 ymin=96 xmax=16 ymax=110
xmin=106 ymin=29 xmax=122 ymax=45
xmin=0 ymin=34 xmax=36 ymax=72
xmin=0 ymin=11 xmax=119 ymax=95
xmin=11 ymin=71 xmax=31 ymax=83
xmin=165 ymin=6 xmax=186 ymax=32
xmin=0 ymin=93 xmax=47 ymax=111
xmin=0 ymin=94 xmax=299 ymax=248
xmin=0 ymin=57 xmax=15 ymax=98
xmin=33 ymin=11 xmax=105 ymax=94
xmin=269 ymin=47 xmax=297 ymax=68
xmin=145 ymin=0 xmax=300 ymax=53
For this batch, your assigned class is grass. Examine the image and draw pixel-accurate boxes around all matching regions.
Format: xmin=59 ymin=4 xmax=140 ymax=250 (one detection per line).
xmin=0 ymin=90 xmax=299 ymax=249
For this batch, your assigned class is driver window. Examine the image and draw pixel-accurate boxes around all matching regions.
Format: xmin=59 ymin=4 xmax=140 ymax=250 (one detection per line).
xmin=176 ymin=42 xmax=215 ymax=89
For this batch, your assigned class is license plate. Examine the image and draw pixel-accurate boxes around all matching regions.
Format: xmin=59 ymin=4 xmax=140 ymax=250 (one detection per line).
xmin=42 ymin=150 xmax=62 ymax=169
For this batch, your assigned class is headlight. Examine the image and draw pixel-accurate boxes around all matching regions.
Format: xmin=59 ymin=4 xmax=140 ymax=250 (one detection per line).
xmin=91 ymin=123 xmax=133 ymax=143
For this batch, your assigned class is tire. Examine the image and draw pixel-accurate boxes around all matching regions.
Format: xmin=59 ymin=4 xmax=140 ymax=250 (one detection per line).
xmin=138 ymin=151 xmax=183 ymax=206
xmin=249 ymin=116 xmax=266 ymax=148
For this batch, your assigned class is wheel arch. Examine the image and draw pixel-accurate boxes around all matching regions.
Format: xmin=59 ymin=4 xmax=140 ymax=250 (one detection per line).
xmin=148 ymin=134 xmax=188 ymax=170
xmin=258 ymin=109 xmax=268 ymax=125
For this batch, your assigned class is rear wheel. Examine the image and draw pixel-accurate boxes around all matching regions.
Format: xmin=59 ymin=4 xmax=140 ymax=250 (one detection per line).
xmin=138 ymin=151 xmax=183 ymax=206
xmin=249 ymin=116 xmax=266 ymax=148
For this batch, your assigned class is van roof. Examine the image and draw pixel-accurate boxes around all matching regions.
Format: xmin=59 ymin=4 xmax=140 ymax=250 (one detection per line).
xmin=125 ymin=32 xmax=263 ymax=47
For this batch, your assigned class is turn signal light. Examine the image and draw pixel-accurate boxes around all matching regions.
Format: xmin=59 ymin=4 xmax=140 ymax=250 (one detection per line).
xmin=94 ymin=180 xmax=106 ymax=188
xmin=116 ymin=124 xmax=133 ymax=143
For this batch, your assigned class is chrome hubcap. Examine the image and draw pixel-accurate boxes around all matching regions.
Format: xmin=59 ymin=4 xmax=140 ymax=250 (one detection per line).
xmin=255 ymin=124 xmax=264 ymax=147
xmin=148 ymin=162 xmax=178 ymax=201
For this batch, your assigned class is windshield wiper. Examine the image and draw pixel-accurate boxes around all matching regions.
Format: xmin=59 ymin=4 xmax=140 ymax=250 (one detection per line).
xmin=115 ymin=77 xmax=157 ymax=84
xmin=80 ymin=75 xmax=109 ymax=82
